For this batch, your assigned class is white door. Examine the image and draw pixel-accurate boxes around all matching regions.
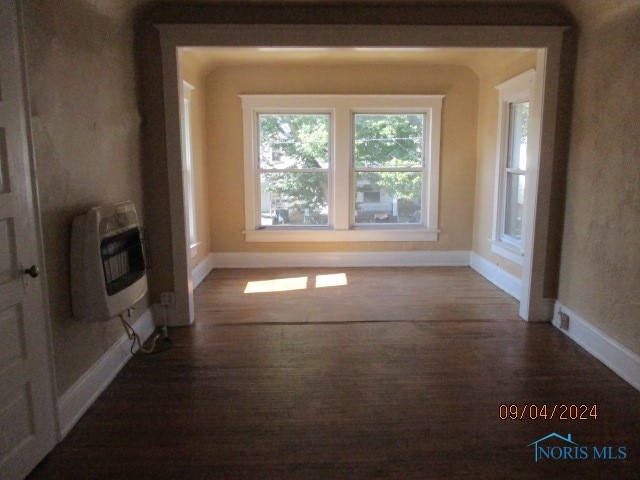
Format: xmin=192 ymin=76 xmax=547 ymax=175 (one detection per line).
xmin=0 ymin=2 xmax=58 ymax=479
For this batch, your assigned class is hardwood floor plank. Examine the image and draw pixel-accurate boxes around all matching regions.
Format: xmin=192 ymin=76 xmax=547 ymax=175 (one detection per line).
xmin=27 ymin=268 xmax=640 ymax=479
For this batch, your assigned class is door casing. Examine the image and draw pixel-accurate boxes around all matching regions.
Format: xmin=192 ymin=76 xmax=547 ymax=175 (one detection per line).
xmin=154 ymin=20 xmax=568 ymax=325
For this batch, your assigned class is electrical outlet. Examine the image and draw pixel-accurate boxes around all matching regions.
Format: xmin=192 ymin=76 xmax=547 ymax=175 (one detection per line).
xmin=160 ymin=291 xmax=175 ymax=307
xmin=558 ymin=311 xmax=570 ymax=330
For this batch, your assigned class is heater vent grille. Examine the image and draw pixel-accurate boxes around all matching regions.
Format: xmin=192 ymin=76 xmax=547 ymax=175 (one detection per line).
xmin=101 ymin=227 xmax=146 ymax=296
xmin=71 ymin=201 xmax=148 ymax=321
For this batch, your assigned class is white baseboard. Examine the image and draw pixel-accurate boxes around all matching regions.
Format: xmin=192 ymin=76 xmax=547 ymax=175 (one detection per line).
xmin=192 ymin=252 xmax=215 ymax=288
xmin=553 ymin=301 xmax=640 ymax=392
xmin=57 ymin=308 xmax=156 ymax=438
xmin=209 ymin=250 xmax=471 ymax=268
xmin=469 ymin=252 xmax=521 ymax=300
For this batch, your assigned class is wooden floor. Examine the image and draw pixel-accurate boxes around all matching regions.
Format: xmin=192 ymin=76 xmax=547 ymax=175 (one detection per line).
xmin=28 ymin=268 xmax=640 ymax=479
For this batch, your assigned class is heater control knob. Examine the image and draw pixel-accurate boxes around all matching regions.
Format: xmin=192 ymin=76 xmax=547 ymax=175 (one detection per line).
xmin=24 ymin=265 xmax=40 ymax=278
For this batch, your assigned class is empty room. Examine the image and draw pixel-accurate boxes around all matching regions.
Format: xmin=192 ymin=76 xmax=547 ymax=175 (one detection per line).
xmin=1 ymin=1 xmax=639 ymax=479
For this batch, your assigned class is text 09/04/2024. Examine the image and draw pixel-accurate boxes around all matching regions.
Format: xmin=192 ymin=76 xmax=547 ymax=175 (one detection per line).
xmin=499 ymin=404 xmax=599 ymax=421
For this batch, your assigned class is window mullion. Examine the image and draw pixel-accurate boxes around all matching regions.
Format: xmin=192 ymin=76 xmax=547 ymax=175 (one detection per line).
xmin=333 ymin=107 xmax=351 ymax=230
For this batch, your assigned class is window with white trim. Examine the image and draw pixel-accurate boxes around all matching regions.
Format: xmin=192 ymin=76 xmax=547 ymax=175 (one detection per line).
xmin=241 ymin=95 xmax=443 ymax=242
xmin=491 ymin=70 xmax=534 ymax=265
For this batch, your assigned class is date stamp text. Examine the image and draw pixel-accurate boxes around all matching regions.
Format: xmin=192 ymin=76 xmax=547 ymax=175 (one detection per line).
xmin=499 ymin=404 xmax=598 ymax=421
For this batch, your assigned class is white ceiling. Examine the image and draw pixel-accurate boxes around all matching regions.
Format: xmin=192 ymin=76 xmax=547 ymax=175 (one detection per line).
xmin=180 ymin=47 xmax=536 ymax=78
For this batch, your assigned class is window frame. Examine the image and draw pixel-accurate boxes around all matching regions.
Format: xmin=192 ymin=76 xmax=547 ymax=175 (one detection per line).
xmin=352 ymin=111 xmax=427 ymax=229
xmin=491 ymin=70 xmax=535 ymax=265
xmin=257 ymin=112 xmax=332 ymax=228
xmin=241 ymin=95 xmax=443 ymax=242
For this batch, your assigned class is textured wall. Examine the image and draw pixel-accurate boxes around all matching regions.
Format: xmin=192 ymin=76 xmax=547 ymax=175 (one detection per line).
xmin=557 ymin=3 xmax=640 ymax=353
xmin=472 ymin=52 xmax=537 ymax=279
xmin=206 ymin=63 xmax=479 ymax=253
xmin=22 ymin=0 xmax=147 ymax=395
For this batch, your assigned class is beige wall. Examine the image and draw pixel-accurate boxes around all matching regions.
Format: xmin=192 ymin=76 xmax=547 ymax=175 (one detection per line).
xmin=206 ymin=63 xmax=478 ymax=253
xmin=180 ymin=53 xmax=211 ymax=269
xmin=557 ymin=3 xmax=640 ymax=353
xmin=472 ymin=52 xmax=538 ymax=279
xmin=23 ymin=0 xmax=148 ymax=395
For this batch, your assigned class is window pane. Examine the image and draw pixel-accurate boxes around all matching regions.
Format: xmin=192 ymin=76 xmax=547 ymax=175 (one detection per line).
xmin=508 ymin=102 xmax=529 ymax=170
xmin=354 ymin=114 xmax=424 ymax=168
xmin=354 ymin=172 xmax=421 ymax=224
xmin=504 ymin=173 xmax=525 ymax=240
xmin=260 ymin=172 xmax=328 ymax=226
xmin=259 ymin=114 xmax=329 ymax=169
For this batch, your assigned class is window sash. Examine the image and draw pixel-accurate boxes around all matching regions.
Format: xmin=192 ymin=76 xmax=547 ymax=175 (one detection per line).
xmin=492 ymin=70 xmax=534 ymax=258
xmin=353 ymin=171 xmax=423 ymax=226
xmin=352 ymin=111 xmax=427 ymax=227
xmin=501 ymin=104 xmax=528 ymax=244
xmin=353 ymin=113 xmax=426 ymax=169
xmin=507 ymin=101 xmax=529 ymax=170
xmin=258 ymin=113 xmax=331 ymax=170
xmin=259 ymin=171 xmax=329 ymax=227
xmin=502 ymin=171 xmax=525 ymax=240
xmin=256 ymin=111 xmax=332 ymax=228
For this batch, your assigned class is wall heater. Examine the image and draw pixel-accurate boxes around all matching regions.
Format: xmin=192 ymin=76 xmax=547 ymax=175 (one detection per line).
xmin=71 ymin=201 xmax=148 ymax=321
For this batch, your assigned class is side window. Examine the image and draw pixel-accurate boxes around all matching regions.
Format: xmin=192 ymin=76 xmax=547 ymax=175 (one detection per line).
xmin=492 ymin=70 xmax=534 ymax=265
xmin=503 ymin=101 xmax=528 ymax=242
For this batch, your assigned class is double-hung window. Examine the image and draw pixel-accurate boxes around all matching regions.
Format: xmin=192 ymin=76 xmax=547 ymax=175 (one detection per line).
xmin=491 ymin=70 xmax=534 ymax=264
xmin=241 ymin=95 xmax=443 ymax=242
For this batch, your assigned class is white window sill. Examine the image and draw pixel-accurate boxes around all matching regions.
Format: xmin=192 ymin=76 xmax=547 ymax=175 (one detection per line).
xmin=244 ymin=228 xmax=439 ymax=243
xmin=490 ymin=240 xmax=524 ymax=265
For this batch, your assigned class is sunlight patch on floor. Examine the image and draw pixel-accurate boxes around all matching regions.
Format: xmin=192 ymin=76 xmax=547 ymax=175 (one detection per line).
xmin=315 ymin=273 xmax=348 ymax=288
xmin=244 ymin=277 xmax=309 ymax=293
xmin=244 ymin=273 xmax=348 ymax=293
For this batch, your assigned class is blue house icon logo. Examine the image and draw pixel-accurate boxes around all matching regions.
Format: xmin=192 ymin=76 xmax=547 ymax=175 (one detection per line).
xmin=527 ymin=432 xmax=628 ymax=462
xmin=527 ymin=433 xmax=582 ymax=462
